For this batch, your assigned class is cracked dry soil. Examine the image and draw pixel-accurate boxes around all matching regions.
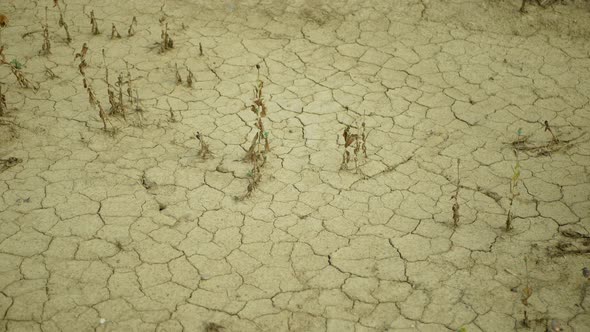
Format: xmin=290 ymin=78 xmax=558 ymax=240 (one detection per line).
xmin=1 ymin=0 xmax=590 ymax=331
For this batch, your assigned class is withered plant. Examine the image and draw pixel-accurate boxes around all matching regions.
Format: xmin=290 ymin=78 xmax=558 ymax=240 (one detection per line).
xmin=55 ymin=0 xmax=72 ymax=43
xmin=79 ymin=47 xmax=111 ymax=131
xmin=0 ymin=84 xmax=7 ymax=116
xmin=451 ymin=159 xmax=460 ymax=227
xmin=125 ymin=61 xmax=133 ymax=104
xmin=511 ymin=122 xmax=578 ymax=157
xmin=244 ymin=80 xmax=270 ymax=162
xmin=195 ymin=132 xmax=213 ymax=159
xmin=111 ymin=23 xmax=121 ymax=39
xmin=89 ymin=10 xmax=99 ymax=35
xmin=186 ymin=68 xmax=194 ymax=87
xmin=128 ymin=16 xmax=137 ymax=37
xmin=86 ymin=81 xmax=111 ymax=131
xmin=44 ymin=66 xmax=59 ymax=79
xmin=341 ymin=120 xmax=368 ymax=171
xmin=159 ymin=22 xmax=174 ymax=53
xmin=506 ymin=151 xmax=521 ymax=231
xmin=75 ymin=43 xmax=88 ymax=75
xmin=39 ymin=7 xmax=51 ymax=55
xmin=0 ymin=59 xmax=39 ymax=91
xmin=175 ymin=63 xmax=182 ymax=84
xmin=242 ymin=77 xmax=270 ymax=198
xmin=543 ymin=120 xmax=559 ymax=144
xmin=199 ymin=42 xmax=203 ymax=56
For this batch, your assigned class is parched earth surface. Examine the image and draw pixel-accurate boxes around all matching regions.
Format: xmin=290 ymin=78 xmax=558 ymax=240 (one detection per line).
xmin=1 ymin=0 xmax=589 ymax=331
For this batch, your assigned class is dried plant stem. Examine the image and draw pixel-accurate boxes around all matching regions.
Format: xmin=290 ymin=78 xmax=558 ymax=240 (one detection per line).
xmin=186 ymin=68 xmax=194 ymax=87
xmin=111 ymin=23 xmax=121 ymax=39
xmin=8 ymin=65 xmax=39 ymax=90
xmin=39 ymin=7 xmax=51 ymax=55
xmin=341 ymin=119 xmax=368 ymax=171
xmin=90 ymin=10 xmax=99 ymax=35
xmin=125 ymin=61 xmax=133 ymax=104
xmin=506 ymin=152 xmax=521 ymax=231
xmin=175 ymin=63 xmax=182 ymax=84
xmin=544 ymin=120 xmax=559 ymax=144
xmin=243 ymin=77 xmax=270 ymax=198
xmin=56 ymin=0 xmax=72 ymax=43
xmin=128 ymin=16 xmax=137 ymax=36
xmin=159 ymin=22 xmax=173 ymax=53
xmin=0 ymin=85 xmax=7 ymax=116
xmin=199 ymin=42 xmax=203 ymax=56
xmin=195 ymin=132 xmax=212 ymax=159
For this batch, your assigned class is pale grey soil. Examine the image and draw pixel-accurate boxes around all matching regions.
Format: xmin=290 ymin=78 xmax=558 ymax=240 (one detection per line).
xmin=0 ymin=0 xmax=589 ymax=331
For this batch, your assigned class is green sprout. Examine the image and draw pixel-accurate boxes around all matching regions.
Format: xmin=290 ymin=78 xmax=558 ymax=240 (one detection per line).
xmin=10 ymin=59 xmax=24 ymax=69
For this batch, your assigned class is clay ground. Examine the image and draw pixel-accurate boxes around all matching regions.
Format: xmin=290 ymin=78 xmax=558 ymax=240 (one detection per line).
xmin=1 ymin=0 xmax=590 ymax=331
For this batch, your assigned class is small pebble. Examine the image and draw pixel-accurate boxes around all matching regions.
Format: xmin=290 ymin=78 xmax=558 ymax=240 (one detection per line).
xmin=582 ymin=267 xmax=590 ymax=279
xmin=99 ymin=318 xmax=106 ymax=324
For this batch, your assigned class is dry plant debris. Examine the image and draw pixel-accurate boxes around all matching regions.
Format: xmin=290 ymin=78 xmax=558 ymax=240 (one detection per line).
xmin=89 ymin=10 xmax=100 ymax=35
xmin=195 ymin=132 xmax=213 ymax=159
xmin=0 ymin=85 xmax=7 ymax=115
xmin=0 ymin=58 xmax=39 ymax=91
xmin=505 ymin=152 xmax=520 ymax=231
xmin=55 ymin=0 xmax=72 ymax=43
xmin=186 ymin=68 xmax=194 ymax=87
xmin=39 ymin=7 xmax=51 ymax=56
xmin=159 ymin=22 xmax=174 ymax=53
xmin=242 ymin=74 xmax=270 ymax=198
xmin=340 ymin=119 xmax=368 ymax=171
xmin=111 ymin=23 xmax=121 ymax=39
xmin=128 ymin=16 xmax=137 ymax=36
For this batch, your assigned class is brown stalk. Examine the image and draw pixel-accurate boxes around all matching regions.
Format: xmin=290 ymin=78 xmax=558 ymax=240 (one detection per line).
xmin=111 ymin=23 xmax=121 ymax=39
xmin=186 ymin=68 xmax=194 ymax=88
xmin=175 ymin=63 xmax=182 ymax=84
xmin=0 ymin=85 xmax=7 ymax=116
xmin=195 ymin=132 xmax=213 ymax=159
xmin=55 ymin=0 xmax=72 ymax=43
xmin=128 ymin=16 xmax=137 ymax=36
xmin=90 ymin=10 xmax=99 ymax=35
xmin=39 ymin=7 xmax=51 ymax=55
